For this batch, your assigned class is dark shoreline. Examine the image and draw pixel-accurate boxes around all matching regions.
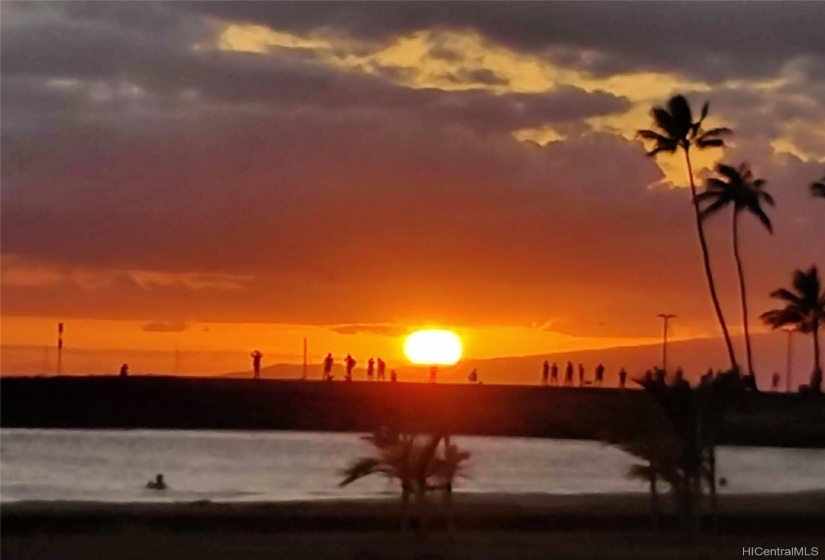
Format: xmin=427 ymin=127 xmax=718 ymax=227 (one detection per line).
xmin=2 ymin=376 xmax=824 ymax=448
xmin=3 ymin=493 xmax=825 ymax=536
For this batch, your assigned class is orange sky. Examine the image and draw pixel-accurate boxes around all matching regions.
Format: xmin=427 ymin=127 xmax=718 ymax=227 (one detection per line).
xmin=1 ymin=3 xmax=823 ymax=376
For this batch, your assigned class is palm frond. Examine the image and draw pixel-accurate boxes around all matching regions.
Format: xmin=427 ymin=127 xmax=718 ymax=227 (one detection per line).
xmin=751 ymin=205 xmax=773 ymax=233
xmin=340 ymin=457 xmax=384 ymax=487
xmin=699 ymin=127 xmax=733 ymax=138
xmin=699 ymin=197 xmax=730 ymax=222
xmin=696 ymin=138 xmax=725 ymax=149
xmin=667 ymin=95 xmax=693 ymax=138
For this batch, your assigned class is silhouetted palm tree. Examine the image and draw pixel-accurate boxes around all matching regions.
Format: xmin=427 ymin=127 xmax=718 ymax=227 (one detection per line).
xmin=637 ymin=95 xmax=738 ymax=370
xmin=761 ymin=266 xmax=825 ymax=393
xmin=607 ymin=368 xmax=741 ymax=540
xmin=698 ymin=163 xmax=774 ymax=385
xmin=340 ymin=428 xmax=469 ymax=533
xmin=811 ymin=175 xmax=825 ymax=199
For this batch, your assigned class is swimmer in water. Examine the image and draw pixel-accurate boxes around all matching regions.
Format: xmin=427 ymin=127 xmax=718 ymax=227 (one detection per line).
xmin=146 ymin=473 xmax=167 ymax=490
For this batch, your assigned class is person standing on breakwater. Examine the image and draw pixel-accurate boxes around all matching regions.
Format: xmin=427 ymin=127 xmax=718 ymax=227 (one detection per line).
xmin=323 ymin=353 xmax=334 ymax=381
xmin=542 ymin=361 xmax=550 ymax=386
xmin=390 ymin=369 xmax=397 ymax=382
xmin=367 ymin=358 xmax=375 ymax=381
xmin=618 ymin=367 xmax=627 ymax=389
xmin=377 ymin=358 xmax=386 ymax=381
xmin=251 ymin=350 xmax=263 ymax=379
xmin=578 ymin=364 xmax=585 ymax=387
xmin=345 ymin=354 xmax=357 ymax=381
xmin=551 ymin=362 xmax=559 ymax=386
xmin=119 ymin=363 xmax=129 ymax=377
xmin=565 ymin=362 xmax=574 ymax=386
xmin=595 ymin=364 xmax=605 ymax=387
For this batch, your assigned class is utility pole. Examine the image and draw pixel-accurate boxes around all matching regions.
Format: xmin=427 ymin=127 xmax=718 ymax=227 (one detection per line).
xmin=782 ymin=327 xmax=795 ymax=393
xmin=57 ymin=322 xmax=64 ymax=375
xmin=302 ymin=337 xmax=307 ymax=381
xmin=657 ymin=314 xmax=676 ymax=372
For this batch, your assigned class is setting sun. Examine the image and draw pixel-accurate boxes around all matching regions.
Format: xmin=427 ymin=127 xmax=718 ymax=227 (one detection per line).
xmin=403 ymin=329 xmax=463 ymax=365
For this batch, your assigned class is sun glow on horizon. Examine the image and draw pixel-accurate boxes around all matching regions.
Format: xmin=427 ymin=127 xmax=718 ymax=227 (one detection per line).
xmin=404 ymin=329 xmax=463 ymax=365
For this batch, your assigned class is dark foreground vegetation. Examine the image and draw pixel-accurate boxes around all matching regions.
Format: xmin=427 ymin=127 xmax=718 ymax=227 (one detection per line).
xmin=2 ymin=376 xmax=823 ymax=448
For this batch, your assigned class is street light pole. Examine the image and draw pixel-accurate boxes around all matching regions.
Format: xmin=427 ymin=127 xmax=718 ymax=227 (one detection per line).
xmin=782 ymin=327 xmax=794 ymax=393
xmin=657 ymin=314 xmax=676 ymax=372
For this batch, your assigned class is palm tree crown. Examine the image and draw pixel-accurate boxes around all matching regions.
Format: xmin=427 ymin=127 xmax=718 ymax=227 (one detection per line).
xmin=761 ymin=266 xmax=825 ymax=335
xmin=761 ymin=266 xmax=825 ymax=392
xmin=697 ymin=163 xmax=775 ymax=232
xmin=637 ymin=95 xmax=731 ymax=157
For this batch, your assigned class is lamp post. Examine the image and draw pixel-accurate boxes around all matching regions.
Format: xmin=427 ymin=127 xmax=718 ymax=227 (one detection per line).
xmin=782 ymin=327 xmax=795 ymax=393
xmin=657 ymin=314 xmax=676 ymax=372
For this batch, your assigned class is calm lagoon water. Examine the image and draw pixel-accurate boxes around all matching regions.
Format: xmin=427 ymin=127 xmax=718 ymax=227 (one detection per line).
xmin=1 ymin=429 xmax=823 ymax=503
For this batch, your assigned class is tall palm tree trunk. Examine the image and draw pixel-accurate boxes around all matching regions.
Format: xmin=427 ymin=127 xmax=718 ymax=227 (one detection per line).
xmin=708 ymin=443 xmax=718 ymax=536
xmin=732 ymin=213 xmax=758 ymax=389
xmin=648 ymin=467 xmax=659 ymax=531
xmin=401 ymin=483 xmax=411 ymax=533
xmin=684 ymin=148 xmax=738 ymax=370
xmin=443 ymin=432 xmax=455 ymax=537
xmin=812 ymin=325 xmax=822 ymax=393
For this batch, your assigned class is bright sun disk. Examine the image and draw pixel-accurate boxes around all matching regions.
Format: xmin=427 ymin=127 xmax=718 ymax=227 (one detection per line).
xmin=404 ymin=329 xmax=463 ymax=365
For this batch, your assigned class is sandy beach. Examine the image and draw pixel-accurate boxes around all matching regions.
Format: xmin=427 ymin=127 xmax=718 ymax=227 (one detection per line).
xmin=3 ymin=493 xmax=823 ymax=560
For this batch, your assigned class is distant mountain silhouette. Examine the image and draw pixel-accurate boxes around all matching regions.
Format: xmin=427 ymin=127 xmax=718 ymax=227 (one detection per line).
xmin=225 ymin=332 xmax=809 ymax=388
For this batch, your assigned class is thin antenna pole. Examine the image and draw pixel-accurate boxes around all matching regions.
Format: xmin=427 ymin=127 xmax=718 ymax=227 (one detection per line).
xmin=302 ymin=337 xmax=308 ymax=380
xmin=57 ymin=322 xmax=64 ymax=375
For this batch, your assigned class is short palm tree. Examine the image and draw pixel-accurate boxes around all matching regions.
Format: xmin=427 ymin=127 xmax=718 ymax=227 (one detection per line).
xmin=340 ymin=428 xmax=470 ymax=532
xmin=761 ymin=266 xmax=825 ymax=393
xmin=637 ymin=95 xmax=738 ymax=370
xmin=811 ymin=175 xmax=825 ymax=199
xmin=697 ymin=163 xmax=775 ymax=386
xmin=624 ymin=369 xmax=741 ymax=540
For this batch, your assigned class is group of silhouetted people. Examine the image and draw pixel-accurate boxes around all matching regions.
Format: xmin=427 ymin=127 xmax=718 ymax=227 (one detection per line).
xmin=541 ymin=360 xmax=628 ymax=388
xmin=323 ymin=353 xmax=396 ymax=382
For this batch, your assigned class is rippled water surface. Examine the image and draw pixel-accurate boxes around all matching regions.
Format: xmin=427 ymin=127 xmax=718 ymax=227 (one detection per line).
xmin=1 ymin=429 xmax=823 ymax=502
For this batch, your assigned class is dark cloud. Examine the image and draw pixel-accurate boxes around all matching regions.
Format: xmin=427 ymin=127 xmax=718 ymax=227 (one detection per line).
xmin=329 ymin=324 xmax=407 ymax=336
xmin=180 ymin=2 xmax=825 ymax=83
xmin=1 ymin=1 xmax=823 ymax=339
xmin=142 ymin=321 xmax=190 ymax=333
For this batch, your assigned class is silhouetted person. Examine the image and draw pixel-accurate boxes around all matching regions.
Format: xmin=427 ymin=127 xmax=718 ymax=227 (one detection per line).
xmin=551 ymin=362 xmax=559 ymax=386
xmin=564 ymin=362 xmax=574 ymax=386
xmin=119 ymin=363 xmax=129 ymax=377
xmin=772 ymin=372 xmax=781 ymax=391
xmin=595 ymin=364 xmax=605 ymax=387
xmin=377 ymin=358 xmax=386 ymax=381
xmin=674 ymin=367 xmax=689 ymax=389
xmin=367 ymin=358 xmax=375 ymax=381
xmin=146 ymin=473 xmax=167 ymax=490
xmin=251 ymin=350 xmax=263 ymax=379
xmin=701 ymin=368 xmax=714 ymax=385
xmin=654 ymin=367 xmax=666 ymax=385
xmin=390 ymin=369 xmax=397 ymax=383
xmin=618 ymin=367 xmax=627 ymax=389
xmin=578 ymin=363 xmax=585 ymax=387
xmin=345 ymin=354 xmax=356 ymax=380
xmin=468 ymin=369 xmax=478 ymax=383
xmin=542 ymin=361 xmax=549 ymax=386
xmin=428 ymin=367 xmax=437 ymax=384
xmin=323 ymin=353 xmax=334 ymax=381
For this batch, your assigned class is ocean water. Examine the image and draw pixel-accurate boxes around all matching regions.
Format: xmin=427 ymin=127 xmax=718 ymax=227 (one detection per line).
xmin=1 ymin=429 xmax=823 ymax=503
